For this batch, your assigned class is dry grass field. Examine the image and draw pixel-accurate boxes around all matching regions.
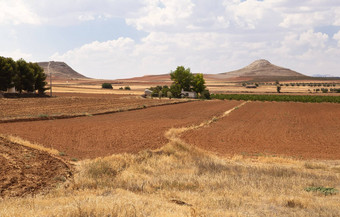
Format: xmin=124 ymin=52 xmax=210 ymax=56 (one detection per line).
xmin=1 ymin=88 xmax=340 ymax=216
xmin=0 ymin=102 xmax=339 ymax=216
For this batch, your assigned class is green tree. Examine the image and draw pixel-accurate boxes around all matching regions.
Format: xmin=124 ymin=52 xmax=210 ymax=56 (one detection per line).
xmin=15 ymin=59 xmax=35 ymax=93
xmin=170 ymin=66 xmax=193 ymax=91
xmin=0 ymin=56 xmax=17 ymax=91
xmin=30 ymin=62 xmax=47 ymax=94
xmin=170 ymin=83 xmax=182 ymax=98
xmin=191 ymin=73 xmax=206 ymax=94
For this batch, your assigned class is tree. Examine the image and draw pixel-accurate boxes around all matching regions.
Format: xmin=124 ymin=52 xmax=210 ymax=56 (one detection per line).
xmin=30 ymin=62 xmax=47 ymax=94
xmin=170 ymin=83 xmax=182 ymax=98
xmin=0 ymin=56 xmax=17 ymax=91
xmin=170 ymin=66 xmax=193 ymax=91
xmin=15 ymin=59 xmax=35 ymax=93
xmin=191 ymin=73 xmax=206 ymax=94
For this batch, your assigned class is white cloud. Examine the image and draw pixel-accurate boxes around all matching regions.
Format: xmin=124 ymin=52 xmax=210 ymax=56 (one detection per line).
xmin=0 ymin=0 xmax=41 ymax=25
xmin=334 ymin=31 xmax=340 ymax=47
xmin=0 ymin=49 xmax=33 ymax=60
xmin=126 ymin=0 xmax=195 ymax=31
xmin=2 ymin=0 xmax=340 ymax=77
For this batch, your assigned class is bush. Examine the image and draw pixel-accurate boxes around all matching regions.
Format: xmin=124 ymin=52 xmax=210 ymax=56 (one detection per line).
xmin=102 ymin=83 xmax=113 ymax=89
xmin=167 ymin=91 xmax=173 ymax=99
xmin=200 ymin=90 xmax=211 ymax=99
xmin=124 ymin=86 xmax=131 ymax=90
xmin=119 ymin=87 xmax=123 ymax=90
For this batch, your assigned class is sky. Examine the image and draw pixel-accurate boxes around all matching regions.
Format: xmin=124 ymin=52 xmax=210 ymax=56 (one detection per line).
xmin=0 ymin=0 xmax=340 ymax=79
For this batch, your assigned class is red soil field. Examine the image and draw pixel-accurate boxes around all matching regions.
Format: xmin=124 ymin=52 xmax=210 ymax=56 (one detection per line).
xmin=0 ymin=136 xmax=71 ymax=197
xmin=0 ymin=93 xmax=183 ymax=121
xmin=0 ymin=100 xmax=241 ymax=159
xmin=182 ymin=101 xmax=340 ymax=160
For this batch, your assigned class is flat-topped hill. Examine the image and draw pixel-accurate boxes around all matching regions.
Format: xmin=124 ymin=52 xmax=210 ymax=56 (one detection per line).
xmin=38 ymin=61 xmax=88 ymax=79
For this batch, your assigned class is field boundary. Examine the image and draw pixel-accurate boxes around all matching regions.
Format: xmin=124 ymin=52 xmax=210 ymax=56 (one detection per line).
xmin=0 ymin=99 xmax=193 ymax=124
xmin=165 ymin=101 xmax=248 ymax=143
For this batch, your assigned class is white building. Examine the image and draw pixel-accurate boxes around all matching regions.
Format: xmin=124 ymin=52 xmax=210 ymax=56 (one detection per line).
xmin=181 ymin=90 xmax=197 ymax=99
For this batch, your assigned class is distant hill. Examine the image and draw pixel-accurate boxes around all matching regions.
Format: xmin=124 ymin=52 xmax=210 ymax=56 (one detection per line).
xmin=213 ymin=59 xmax=307 ymax=79
xmin=37 ymin=61 xmax=88 ymax=79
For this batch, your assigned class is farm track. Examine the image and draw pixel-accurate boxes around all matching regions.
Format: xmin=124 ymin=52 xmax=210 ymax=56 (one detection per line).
xmin=0 ymin=100 xmax=241 ymax=159
xmin=182 ymin=101 xmax=340 ymax=160
xmin=0 ymin=136 xmax=72 ymax=198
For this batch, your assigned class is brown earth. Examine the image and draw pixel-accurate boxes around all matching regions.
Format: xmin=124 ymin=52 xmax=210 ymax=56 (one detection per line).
xmin=0 ymin=100 xmax=241 ymax=159
xmin=182 ymin=101 xmax=340 ymax=160
xmin=0 ymin=93 xmax=184 ymax=122
xmin=0 ymin=136 xmax=72 ymax=198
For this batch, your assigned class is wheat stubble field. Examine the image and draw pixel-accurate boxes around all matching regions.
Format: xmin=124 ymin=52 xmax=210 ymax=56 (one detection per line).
xmin=0 ymin=94 xmax=340 ymax=216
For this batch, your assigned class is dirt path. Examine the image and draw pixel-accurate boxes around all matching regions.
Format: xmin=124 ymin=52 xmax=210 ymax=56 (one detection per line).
xmin=0 ymin=136 xmax=72 ymax=198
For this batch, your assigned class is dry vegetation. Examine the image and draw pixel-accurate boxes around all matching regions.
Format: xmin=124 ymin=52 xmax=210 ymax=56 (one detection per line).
xmin=1 ymin=103 xmax=339 ymax=216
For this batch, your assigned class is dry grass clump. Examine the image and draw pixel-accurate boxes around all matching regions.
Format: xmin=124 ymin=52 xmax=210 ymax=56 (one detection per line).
xmin=2 ymin=140 xmax=339 ymax=216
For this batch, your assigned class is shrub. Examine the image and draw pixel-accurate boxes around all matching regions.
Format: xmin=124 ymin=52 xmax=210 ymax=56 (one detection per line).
xmin=102 ymin=83 xmax=113 ymax=89
xmin=124 ymin=86 xmax=131 ymax=90
xmin=305 ymin=186 xmax=339 ymax=196
xmin=167 ymin=91 xmax=173 ymax=99
xmin=119 ymin=87 xmax=123 ymax=90
xmin=200 ymin=90 xmax=211 ymax=99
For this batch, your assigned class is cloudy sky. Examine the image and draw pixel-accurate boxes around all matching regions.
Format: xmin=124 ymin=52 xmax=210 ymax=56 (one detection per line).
xmin=0 ymin=0 xmax=340 ymax=79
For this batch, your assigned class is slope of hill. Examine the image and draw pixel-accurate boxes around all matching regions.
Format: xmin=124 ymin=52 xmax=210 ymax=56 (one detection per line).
xmin=38 ymin=61 xmax=88 ymax=79
xmin=214 ymin=59 xmax=306 ymax=79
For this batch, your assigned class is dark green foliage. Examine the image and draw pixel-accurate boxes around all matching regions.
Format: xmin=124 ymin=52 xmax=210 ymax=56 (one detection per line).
xmin=305 ymin=186 xmax=338 ymax=196
xmin=102 ymin=83 xmax=113 ymax=89
xmin=16 ymin=59 xmax=35 ymax=93
xmin=170 ymin=83 xmax=182 ymax=98
xmin=200 ymin=90 xmax=211 ymax=99
xmin=321 ymin=88 xmax=328 ymax=93
xmin=119 ymin=87 xmax=123 ymax=90
xmin=0 ymin=56 xmax=17 ymax=91
xmin=277 ymin=85 xmax=281 ymax=93
xmin=211 ymin=94 xmax=340 ymax=103
xmin=0 ymin=56 xmax=47 ymax=94
xmin=30 ymin=62 xmax=47 ymax=94
xmin=192 ymin=73 xmax=206 ymax=94
xmin=124 ymin=86 xmax=131 ymax=90
xmin=170 ymin=66 xmax=193 ymax=91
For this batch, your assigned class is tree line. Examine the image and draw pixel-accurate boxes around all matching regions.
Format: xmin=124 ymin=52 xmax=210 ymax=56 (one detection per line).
xmin=0 ymin=56 xmax=47 ymax=94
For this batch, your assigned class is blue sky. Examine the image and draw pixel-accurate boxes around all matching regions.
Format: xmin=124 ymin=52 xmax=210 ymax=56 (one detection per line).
xmin=0 ymin=0 xmax=340 ymax=79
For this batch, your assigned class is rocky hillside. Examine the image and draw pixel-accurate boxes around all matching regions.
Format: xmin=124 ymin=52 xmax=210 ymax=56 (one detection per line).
xmin=213 ymin=59 xmax=306 ymax=79
xmin=38 ymin=61 xmax=88 ymax=79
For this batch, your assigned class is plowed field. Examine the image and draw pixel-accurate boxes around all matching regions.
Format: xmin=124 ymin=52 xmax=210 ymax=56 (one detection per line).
xmin=182 ymin=101 xmax=340 ymax=160
xmin=0 ymin=136 xmax=71 ymax=198
xmin=0 ymin=93 xmax=183 ymax=122
xmin=0 ymin=100 xmax=241 ymax=159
